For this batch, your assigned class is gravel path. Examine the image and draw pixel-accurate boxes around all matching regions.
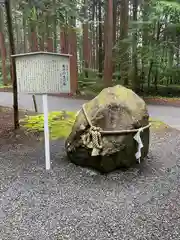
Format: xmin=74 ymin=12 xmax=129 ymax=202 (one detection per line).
xmin=1 ymin=127 xmax=180 ymax=239
xmin=0 ymin=92 xmax=180 ymax=130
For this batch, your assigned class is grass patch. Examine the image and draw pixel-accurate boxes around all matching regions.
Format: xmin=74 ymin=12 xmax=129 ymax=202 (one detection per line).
xmin=21 ymin=111 xmax=168 ymax=140
xmin=149 ymin=117 xmax=168 ymax=129
xmin=0 ymin=83 xmax=12 ymax=88
xmin=21 ymin=111 xmax=76 ymax=140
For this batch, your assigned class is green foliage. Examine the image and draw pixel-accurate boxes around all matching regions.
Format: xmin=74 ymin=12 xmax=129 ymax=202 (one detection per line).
xmin=2 ymin=0 xmax=180 ymax=98
xmin=141 ymin=84 xmax=180 ymax=97
xmin=21 ymin=111 xmax=77 ymax=140
xmin=157 ymin=0 xmax=180 ymax=13
xmin=76 ymin=0 xmax=180 ymax=97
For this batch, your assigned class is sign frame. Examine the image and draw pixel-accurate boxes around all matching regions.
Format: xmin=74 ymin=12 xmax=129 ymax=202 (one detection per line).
xmin=11 ymin=51 xmax=72 ymax=95
xmin=12 ymin=51 xmax=72 ymax=170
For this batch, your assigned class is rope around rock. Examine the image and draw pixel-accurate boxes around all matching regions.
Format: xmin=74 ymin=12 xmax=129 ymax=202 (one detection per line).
xmin=81 ymin=104 xmax=151 ymax=156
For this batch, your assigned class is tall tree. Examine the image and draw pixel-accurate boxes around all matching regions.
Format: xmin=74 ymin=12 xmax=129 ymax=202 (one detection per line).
xmin=60 ymin=25 xmax=68 ymax=53
xmin=132 ymin=0 xmax=139 ymax=92
xmin=119 ymin=0 xmax=129 ymax=85
xmin=98 ymin=0 xmax=103 ymax=74
xmin=0 ymin=5 xmax=8 ymax=85
xmin=141 ymin=0 xmax=150 ymax=87
xmin=103 ymin=0 xmax=113 ymax=87
xmin=69 ymin=16 xmax=78 ymax=93
xmin=83 ymin=0 xmax=89 ymax=77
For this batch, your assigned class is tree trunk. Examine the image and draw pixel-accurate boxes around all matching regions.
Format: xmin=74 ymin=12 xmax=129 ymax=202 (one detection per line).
xmin=112 ymin=0 xmax=117 ymax=74
xmin=45 ymin=12 xmax=53 ymax=52
xmin=83 ymin=0 xmax=89 ymax=77
xmin=98 ymin=0 xmax=103 ymax=74
xmin=23 ymin=11 xmax=28 ymax=52
xmin=103 ymin=0 xmax=113 ymax=87
xmin=154 ymin=20 xmax=160 ymax=90
xmin=52 ymin=0 xmax=57 ymax=52
xmin=0 ymin=6 xmax=8 ymax=85
xmin=119 ymin=0 xmax=129 ymax=86
xmin=132 ymin=0 xmax=139 ymax=92
xmin=91 ymin=0 xmax=96 ymax=70
xmin=29 ymin=13 xmax=38 ymax=52
xmin=147 ymin=60 xmax=153 ymax=89
xmin=60 ymin=26 xmax=69 ymax=54
xmin=142 ymin=0 xmax=150 ymax=89
xmin=29 ymin=31 xmax=38 ymax=51
xmin=69 ymin=17 xmax=78 ymax=93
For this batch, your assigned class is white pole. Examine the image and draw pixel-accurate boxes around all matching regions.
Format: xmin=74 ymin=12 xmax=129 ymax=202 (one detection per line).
xmin=42 ymin=94 xmax=51 ymax=170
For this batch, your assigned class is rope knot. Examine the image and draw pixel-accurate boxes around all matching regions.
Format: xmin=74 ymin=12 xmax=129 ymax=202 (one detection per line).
xmin=80 ymin=103 xmax=151 ymax=159
xmin=82 ymin=126 xmax=103 ymax=156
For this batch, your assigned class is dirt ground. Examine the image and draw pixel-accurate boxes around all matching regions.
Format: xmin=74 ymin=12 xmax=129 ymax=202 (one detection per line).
xmin=0 ymin=107 xmax=40 ymax=147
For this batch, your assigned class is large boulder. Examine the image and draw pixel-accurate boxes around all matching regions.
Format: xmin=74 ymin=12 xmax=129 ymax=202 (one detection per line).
xmin=65 ymin=85 xmax=150 ymax=173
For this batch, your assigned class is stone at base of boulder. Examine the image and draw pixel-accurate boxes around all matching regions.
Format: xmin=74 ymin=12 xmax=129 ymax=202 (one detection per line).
xmin=66 ymin=85 xmax=150 ymax=173
xmin=67 ymin=128 xmax=150 ymax=173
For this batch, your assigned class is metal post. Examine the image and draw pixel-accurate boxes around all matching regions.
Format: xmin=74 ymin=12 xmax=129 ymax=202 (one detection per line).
xmin=5 ymin=0 xmax=19 ymax=129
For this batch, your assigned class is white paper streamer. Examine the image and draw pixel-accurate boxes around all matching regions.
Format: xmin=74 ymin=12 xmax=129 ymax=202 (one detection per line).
xmin=133 ymin=127 xmax=144 ymax=163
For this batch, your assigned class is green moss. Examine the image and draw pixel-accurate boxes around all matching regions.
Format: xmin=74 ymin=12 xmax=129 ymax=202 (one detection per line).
xmin=86 ymin=85 xmax=128 ymax=109
xmin=0 ymin=84 xmax=12 ymax=88
xmin=21 ymin=111 xmax=77 ymax=140
xmin=149 ymin=117 xmax=168 ymax=129
xmin=114 ymin=85 xmax=129 ymax=96
xmin=21 ymin=110 xmax=169 ymax=140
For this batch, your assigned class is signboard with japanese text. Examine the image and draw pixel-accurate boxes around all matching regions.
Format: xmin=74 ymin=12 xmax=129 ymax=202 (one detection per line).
xmin=12 ymin=52 xmax=71 ymax=94
xmin=12 ymin=51 xmax=71 ymax=170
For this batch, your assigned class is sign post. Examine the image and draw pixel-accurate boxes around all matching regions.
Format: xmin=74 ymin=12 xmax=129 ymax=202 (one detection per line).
xmin=12 ymin=52 xmax=71 ymax=170
xmin=42 ymin=94 xmax=50 ymax=170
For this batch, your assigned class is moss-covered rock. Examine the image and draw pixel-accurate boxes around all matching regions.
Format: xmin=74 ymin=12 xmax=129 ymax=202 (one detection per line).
xmin=65 ymin=85 xmax=150 ymax=173
xmin=20 ymin=111 xmax=166 ymax=140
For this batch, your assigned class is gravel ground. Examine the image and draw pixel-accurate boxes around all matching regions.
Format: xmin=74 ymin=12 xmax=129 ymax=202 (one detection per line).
xmin=0 ymin=127 xmax=180 ymax=240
